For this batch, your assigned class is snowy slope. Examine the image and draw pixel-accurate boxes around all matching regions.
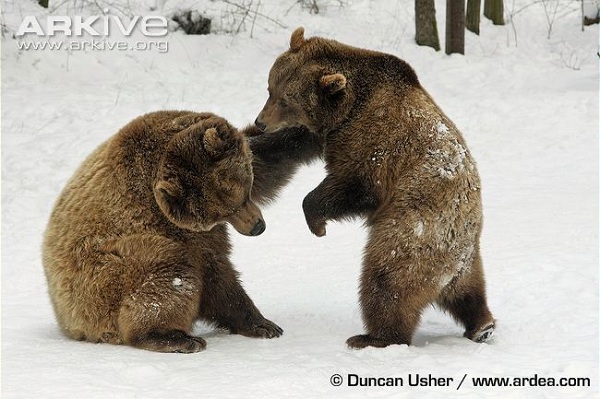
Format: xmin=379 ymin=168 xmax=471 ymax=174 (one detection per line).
xmin=1 ymin=0 xmax=598 ymax=398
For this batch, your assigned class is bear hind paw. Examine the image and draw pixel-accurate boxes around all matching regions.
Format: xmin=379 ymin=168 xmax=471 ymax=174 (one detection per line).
xmin=346 ymin=334 xmax=400 ymax=349
xmin=131 ymin=329 xmax=207 ymax=353
xmin=466 ymin=321 xmax=495 ymax=343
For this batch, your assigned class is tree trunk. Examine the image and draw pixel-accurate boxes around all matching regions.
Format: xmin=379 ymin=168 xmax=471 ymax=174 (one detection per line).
xmin=466 ymin=0 xmax=481 ymax=34
xmin=415 ymin=0 xmax=441 ymax=51
xmin=484 ymin=0 xmax=505 ymax=25
xmin=38 ymin=0 xmax=49 ymax=7
xmin=446 ymin=0 xmax=465 ymax=55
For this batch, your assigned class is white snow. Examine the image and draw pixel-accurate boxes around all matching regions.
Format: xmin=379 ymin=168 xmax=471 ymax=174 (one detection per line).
xmin=427 ymin=124 xmax=469 ymax=179
xmin=436 ymin=121 xmax=449 ymax=135
xmin=438 ymin=273 xmax=454 ymax=289
xmin=172 ymin=277 xmax=183 ymax=287
xmin=2 ymin=0 xmax=598 ymax=398
xmin=414 ymin=220 xmax=425 ymax=237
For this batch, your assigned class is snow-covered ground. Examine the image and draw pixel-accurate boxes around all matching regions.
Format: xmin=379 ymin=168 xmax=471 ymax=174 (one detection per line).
xmin=1 ymin=0 xmax=598 ymax=397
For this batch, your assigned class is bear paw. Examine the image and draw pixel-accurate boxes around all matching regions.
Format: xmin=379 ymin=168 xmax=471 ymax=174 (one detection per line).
xmin=236 ymin=319 xmax=284 ymax=339
xmin=134 ymin=329 xmax=207 ymax=353
xmin=346 ymin=334 xmax=396 ymax=349
xmin=200 ymin=116 xmax=235 ymax=137
xmin=466 ymin=321 xmax=495 ymax=343
xmin=172 ymin=336 xmax=207 ymax=353
xmin=306 ymin=217 xmax=327 ymax=237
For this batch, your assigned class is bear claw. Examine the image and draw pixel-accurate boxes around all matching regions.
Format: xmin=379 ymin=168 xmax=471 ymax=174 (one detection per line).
xmin=306 ymin=219 xmax=327 ymax=237
xmin=237 ymin=319 xmax=283 ymax=339
xmin=467 ymin=322 xmax=495 ymax=343
xmin=172 ymin=336 xmax=207 ymax=353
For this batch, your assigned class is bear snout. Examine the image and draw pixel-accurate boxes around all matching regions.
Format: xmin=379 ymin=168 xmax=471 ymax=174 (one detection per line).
xmin=226 ymin=200 xmax=266 ymax=237
xmin=254 ymin=118 xmax=267 ymax=132
xmin=249 ymin=219 xmax=266 ymax=236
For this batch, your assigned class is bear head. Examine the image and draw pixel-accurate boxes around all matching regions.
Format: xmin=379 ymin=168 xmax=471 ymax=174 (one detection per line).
xmin=255 ymin=27 xmax=353 ymax=135
xmin=153 ymin=118 xmax=265 ymax=236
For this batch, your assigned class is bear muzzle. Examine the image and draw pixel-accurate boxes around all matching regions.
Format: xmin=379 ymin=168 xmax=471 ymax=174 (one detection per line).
xmin=254 ymin=115 xmax=288 ymax=134
xmin=254 ymin=118 xmax=267 ymax=133
xmin=249 ymin=219 xmax=266 ymax=236
xmin=226 ymin=200 xmax=266 ymax=237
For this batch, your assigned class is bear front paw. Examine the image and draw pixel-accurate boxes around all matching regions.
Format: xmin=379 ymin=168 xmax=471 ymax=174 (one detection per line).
xmin=306 ymin=217 xmax=327 ymax=237
xmin=236 ymin=319 xmax=284 ymax=339
xmin=302 ymin=192 xmax=327 ymax=237
xmin=201 ymin=116 xmax=235 ymax=136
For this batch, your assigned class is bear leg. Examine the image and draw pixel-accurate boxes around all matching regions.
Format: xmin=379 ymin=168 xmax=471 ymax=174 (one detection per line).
xmin=302 ymin=174 xmax=376 ymax=237
xmin=347 ymin=249 xmax=436 ymax=348
xmin=198 ymin=258 xmax=283 ymax=338
xmin=347 ymin=277 xmax=430 ymax=349
xmin=108 ymin=235 xmax=205 ymax=353
xmin=246 ymin=126 xmax=323 ymax=204
xmin=437 ymin=250 xmax=495 ymax=343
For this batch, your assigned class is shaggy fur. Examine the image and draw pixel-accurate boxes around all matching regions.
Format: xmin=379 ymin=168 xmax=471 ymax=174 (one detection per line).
xmin=43 ymin=111 xmax=321 ymax=353
xmin=256 ymin=28 xmax=495 ymax=348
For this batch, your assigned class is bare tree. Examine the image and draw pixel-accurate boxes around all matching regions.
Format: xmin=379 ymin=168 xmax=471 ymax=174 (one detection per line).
xmin=484 ymin=0 xmax=505 ymax=25
xmin=415 ymin=0 xmax=441 ymax=51
xmin=466 ymin=0 xmax=481 ymax=34
xmin=446 ymin=0 xmax=465 ymax=54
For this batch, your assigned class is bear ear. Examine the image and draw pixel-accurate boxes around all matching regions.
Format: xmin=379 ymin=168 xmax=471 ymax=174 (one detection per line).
xmin=203 ymin=127 xmax=237 ymax=159
xmin=154 ymin=177 xmax=185 ymax=222
xmin=319 ymin=73 xmax=347 ymax=96
xmin=290 ymin=27 xmax=305 ymax=52
xmin=154 ymin=178 xmax=183 ymax=203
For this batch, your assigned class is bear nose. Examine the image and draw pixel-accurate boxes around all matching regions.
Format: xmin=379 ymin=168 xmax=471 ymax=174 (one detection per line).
xmin=254 ymin=118 xmax=267 ymax=132
xmin=249 ymin=219 xmax=266 ymax=236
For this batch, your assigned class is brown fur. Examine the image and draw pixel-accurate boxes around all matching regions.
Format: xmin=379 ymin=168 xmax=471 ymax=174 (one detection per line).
xmin=42 ymin=111 xmax=321 ymax=353
xmin=245 ymin=124 xmax=323 ymax=205
xmin=256 ymin=28 xmax=495 ymax=348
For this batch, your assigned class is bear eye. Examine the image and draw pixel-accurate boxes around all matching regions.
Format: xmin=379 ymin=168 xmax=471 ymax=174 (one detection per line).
xmin=279 ymin=99 xmax=288 ymax=108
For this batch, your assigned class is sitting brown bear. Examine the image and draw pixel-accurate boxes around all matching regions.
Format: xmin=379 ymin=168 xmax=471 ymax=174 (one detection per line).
xmin=255 ymin=28 xmax=496 ymax=348
xmin=43 ymin=111 xmax=321 ymax=352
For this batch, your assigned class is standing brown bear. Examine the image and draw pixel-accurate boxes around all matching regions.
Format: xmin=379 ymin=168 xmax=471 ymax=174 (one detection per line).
xmin=43 ymin=111 xmax=321 ymax=352
xmin=256 ymin=28 xmax=495 ymax=348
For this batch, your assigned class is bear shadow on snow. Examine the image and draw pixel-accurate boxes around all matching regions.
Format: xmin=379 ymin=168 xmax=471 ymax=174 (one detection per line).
xmin=255 ymin=27 xmax=496 ymax=349
xmin=43 ymin=111 xmax=321 ymax=353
